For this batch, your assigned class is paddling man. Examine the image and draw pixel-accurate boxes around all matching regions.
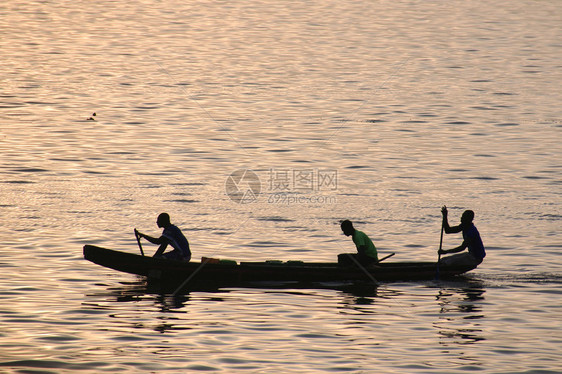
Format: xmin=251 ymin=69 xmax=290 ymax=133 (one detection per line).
xmin=339 ymin=220 xmax=379 ymax=266
xmin=439 ymin=206 xmax=485 ymax=266
xmin=135 ymin=213 xmax=191 ymax=262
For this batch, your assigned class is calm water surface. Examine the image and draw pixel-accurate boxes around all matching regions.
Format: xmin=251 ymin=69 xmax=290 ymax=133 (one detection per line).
xmin=1 ymin=0 xmax=561 ymax=372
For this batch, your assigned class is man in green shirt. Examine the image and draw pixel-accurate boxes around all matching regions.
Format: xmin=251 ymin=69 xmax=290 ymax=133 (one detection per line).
xmin=339 ymin=220 xmax=378 ymax=266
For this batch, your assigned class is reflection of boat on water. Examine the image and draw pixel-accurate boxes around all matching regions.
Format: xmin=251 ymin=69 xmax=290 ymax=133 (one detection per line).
xmin=84 ymin=270 xmax=489 ymax=338
xmin=433 ymin=281 xmax=487 ymax=345
xmin=83 ymin=245 xmax=478 ymax=288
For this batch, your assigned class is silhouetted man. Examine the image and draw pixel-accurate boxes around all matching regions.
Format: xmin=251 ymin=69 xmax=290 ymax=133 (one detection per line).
xmin=135 ymin=213 xmax=191 ymax=261
xmin=339 ymin=220 xmax=378 ymax=266
xmin=439 ymin=206 xmax=485 ymax=267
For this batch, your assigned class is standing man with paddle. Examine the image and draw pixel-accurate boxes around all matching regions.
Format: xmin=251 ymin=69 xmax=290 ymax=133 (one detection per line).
xmin=135 ymin=213 xmax=191 ymax=262
xmin=438 ymin=206 xmax=486 ymax=267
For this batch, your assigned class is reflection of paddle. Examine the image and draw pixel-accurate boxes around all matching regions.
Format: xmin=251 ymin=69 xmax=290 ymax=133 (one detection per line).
xmin=134 ymin=229 xmax=145 ymax=257
xmin=435 ymin=221 xmax=444 ymax=280
xmin=378 ymin=252 xmax=395 ymax=263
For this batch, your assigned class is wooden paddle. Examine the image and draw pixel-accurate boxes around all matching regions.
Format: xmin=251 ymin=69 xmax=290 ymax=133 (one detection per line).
xmin=134 ymin=228 xmax=145 ymax=257
xmin=435 ymin=220 xmax=444 ymax=279
xmin=378 ymin=252 xmax=395 ymax=263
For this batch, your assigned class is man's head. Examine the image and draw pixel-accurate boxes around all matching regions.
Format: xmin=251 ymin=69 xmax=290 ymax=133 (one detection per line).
xmin=157 ymin=212 xmax=171 ymax=228
xmin=461 ymin=210 xmax=474 ymax=225
xmin=340 ymin=219 xmax=355 ymax=236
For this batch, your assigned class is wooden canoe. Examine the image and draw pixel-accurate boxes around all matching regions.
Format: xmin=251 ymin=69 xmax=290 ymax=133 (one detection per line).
xmin=83 ymin=245 xmax=477 ymax=286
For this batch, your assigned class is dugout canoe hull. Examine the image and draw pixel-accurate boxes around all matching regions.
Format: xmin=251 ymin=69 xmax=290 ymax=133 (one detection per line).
xmin=83 ymin=245 xmax=476 ymax=286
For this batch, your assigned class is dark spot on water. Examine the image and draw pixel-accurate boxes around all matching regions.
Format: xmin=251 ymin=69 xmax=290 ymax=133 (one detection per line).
xmin=345 ymin=165 xmax=369 ymax=169
xmin=257 ymin=216 xmax=295 ymax=222
xmin=2 ymin=180 xmax=34 ymax=184
xmin=471 ymin=106 xmax=497 ymax=111
xmin=38 ymin=335 xmax=81 ymax=342
xmin=246 ymin=240 xmax=285 ymax=247
xmin=11 ymin=168 xmax=48 ymax=173
xmin=108 ymin=151 xmax=135 ymax=155
xmin=495 ymin=123 xmax=519 ymax=127
xmin=135 ymin=106 xmax=159 ymax=110
xmin=539 ymin=214 xmax=562 ymax=220
xmin=50 ymin=158 xmax=83 ymax=162
xmin=171 ymin=182 xmax=206 ymax=186
xmin=141 ymin=184 xmax=163 ymax=188
xmin=213 ymin=231 xmax=232 ymax=236
xmin=185 ymin=364 xmax=219 ymax=371
xmin=523 ymin=175 xmax=548 ymax=180
xmin=82 ymin=170 xmax=106 ymax=175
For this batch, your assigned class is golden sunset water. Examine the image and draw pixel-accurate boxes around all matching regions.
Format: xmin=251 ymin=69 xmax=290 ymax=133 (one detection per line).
xmin=1 ymin=0 xmax=561 ymax=372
